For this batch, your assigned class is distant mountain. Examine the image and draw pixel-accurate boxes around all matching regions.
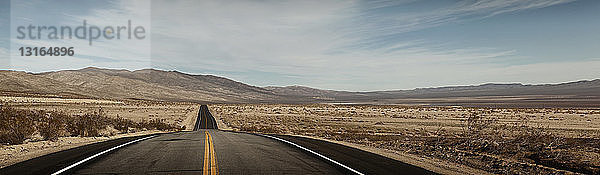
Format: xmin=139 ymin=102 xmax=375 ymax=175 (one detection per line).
xmin=1 ymin=67 xmax=284 ymax=103
xmin=378 ymin=80 xmax=600 ymax=98
xmin=268 ymin=80 xmax=600 ymax=101
xmin=1 ymin=67 xmax=599 ymax=106
xmin=265 ymin=85 xmax=361 ymax=99
xmin=37 ymin=67 xmax=282 ymax=103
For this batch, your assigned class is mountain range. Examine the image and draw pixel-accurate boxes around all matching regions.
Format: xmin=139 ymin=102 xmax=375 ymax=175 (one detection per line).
xmin=1 ymin=67 xmax=599 ymax=107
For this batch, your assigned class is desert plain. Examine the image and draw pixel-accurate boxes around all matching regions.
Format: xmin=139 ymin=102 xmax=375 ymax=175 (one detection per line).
xmin=2 ymin=94 xmax=599 ymax=174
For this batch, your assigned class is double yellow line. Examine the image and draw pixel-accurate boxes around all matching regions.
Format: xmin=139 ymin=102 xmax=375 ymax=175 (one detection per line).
xmin=203 ymin=131 xmax=218 ymax=175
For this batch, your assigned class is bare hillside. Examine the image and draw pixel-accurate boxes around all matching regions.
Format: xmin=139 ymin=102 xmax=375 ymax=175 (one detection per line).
xmin=1 ymin=67 xmax=599 ymax=107
xmin=1 ymin=68 xmax=282 ymax=103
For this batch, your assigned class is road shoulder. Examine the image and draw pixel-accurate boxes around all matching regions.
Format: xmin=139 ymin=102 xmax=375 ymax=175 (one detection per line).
xmin=289 ymin=135 xmax=491 ymax=175
xmin=0 ymin=131 xmax=165 ymax=175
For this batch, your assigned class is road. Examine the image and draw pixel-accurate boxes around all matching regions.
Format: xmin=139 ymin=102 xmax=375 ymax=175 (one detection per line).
xmin=1 ymin=105 xmax=434 ymax=175
xmin=194 ymin=105 xmax=218 ymax=130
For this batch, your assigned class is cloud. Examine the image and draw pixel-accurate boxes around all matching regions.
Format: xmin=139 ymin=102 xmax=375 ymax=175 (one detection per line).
xmin=4 ymin=0 xmax=591 ymax=91
xmin=342 ymin=0 xmax=576 ymax=49
xmin=9 ymin=0 xmax=152 ymax=72
xmin=0 ymin=47 xmax=9 ymax=69
xmin=149 ymin=0 xmax=354 ymax=71
xmin=0 ymin=47 xmax=7 ymax=55
xmin=146 ymin=0 xmax=583 ymax=90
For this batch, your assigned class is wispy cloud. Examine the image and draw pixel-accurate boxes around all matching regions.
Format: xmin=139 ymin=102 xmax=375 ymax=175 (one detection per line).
xmin=0 ymin=47 xmax=9 ymax=68
xmin=9 ymin=0 xmax=152 ymax=72
xmin=3 ymin=0 xmax=594 ymax=91
xmin=341 ymin=0 xmax=576 ymax=49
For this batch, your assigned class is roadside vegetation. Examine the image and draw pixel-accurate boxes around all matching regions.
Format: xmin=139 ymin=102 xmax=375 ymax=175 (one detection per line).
xmin=213 ymin=104 xmax=600 ymax=174
xmin=0 ymin=106 xmax=183 ymax=145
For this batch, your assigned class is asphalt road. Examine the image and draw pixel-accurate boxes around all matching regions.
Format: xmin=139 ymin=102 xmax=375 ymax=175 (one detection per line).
xmin=276 ymin=135 xmax=434 ymax=175
xmin=0 ymin=134 xmax=162 ymax=175
xmin=1 ymin=105 xmax=435 ymax=175
xmin=194 ymin=105 xmax=218 ymax=130
xmin=72 ymin=130 xmax=343 ymax=174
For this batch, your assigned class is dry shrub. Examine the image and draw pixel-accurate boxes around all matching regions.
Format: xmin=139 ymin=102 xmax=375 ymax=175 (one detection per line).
xmin=139 ymin=118 xmax=181 ymax=131
xmin=0 ymin=107 xmax=182 ymax=145
xmin=111 ymin=116 xmax=137 ymax=133
xmin=0 ymin=107 xmax=36 ymax=144
xmin=214 ymin=104 xmax=600 ymax=174
xmin=38 ymin=111 xmax=69 ymax=141
xmin=454 ymin=112 xmax=600 ymax=174
xmin=66 ymin=112 xmax=108 ymax=137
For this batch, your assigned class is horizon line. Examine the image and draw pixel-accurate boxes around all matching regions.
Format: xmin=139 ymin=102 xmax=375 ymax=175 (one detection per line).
xmin=1 ymin=66 xmax=598 ymax=93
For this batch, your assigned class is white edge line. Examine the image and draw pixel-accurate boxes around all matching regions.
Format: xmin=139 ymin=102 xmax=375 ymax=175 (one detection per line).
xmin=51 ymin=135 xmax=157 ymax=175
xmin=259 ymin=134 xmax=365 ymax=175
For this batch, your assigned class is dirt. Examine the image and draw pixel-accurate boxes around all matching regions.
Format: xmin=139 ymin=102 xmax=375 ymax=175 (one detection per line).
xmin=2 ymin=96 xmax=599 ymax=174
xmin=210 ymin=104 xmax=600 ymax=174
xmin=1 ymin=96 xmax=200 ymax=131
xmin=0 ymin=96 xmax=201 ymax=168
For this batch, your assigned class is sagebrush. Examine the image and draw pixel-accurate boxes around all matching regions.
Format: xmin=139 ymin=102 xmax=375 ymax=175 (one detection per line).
xmin=0 ymin=107 xmax=183 ymax=145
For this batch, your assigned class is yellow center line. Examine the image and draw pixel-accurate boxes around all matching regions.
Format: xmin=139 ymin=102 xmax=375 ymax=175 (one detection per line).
xmin=208 ymin=131 xmax=219 ymax=175
xmin=203 ymin=131 xmax=219 ymax=175
xmin=203 ymin=131 xmax=210 ymax=175
xmin=204 ymin=110 xmax=208 ymax=129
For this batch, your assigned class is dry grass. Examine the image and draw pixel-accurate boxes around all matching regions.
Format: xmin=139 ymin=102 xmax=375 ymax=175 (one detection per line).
xmin=212 ymin=104 xmax=600 ymax=174
xmin=0 ymin=96 xmax=199 ymax=168
xmin=0 ymin=96 xmax=200 ymax=131
xmin=0 ymin=108 xmax=36 ymax=144
xmin=0 ymin=107 xmax=182 ymax=145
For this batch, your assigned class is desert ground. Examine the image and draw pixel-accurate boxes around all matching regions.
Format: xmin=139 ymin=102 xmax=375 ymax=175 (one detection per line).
xmin=2 ymin=95 xmax=600 ymax=174
xmin=0 ymin=96 xmax=197 ymax=168
xmin=210 ymin=104 xmax=600 ymax=174
xmin=0 ymin=96 xmax=199 ymax=130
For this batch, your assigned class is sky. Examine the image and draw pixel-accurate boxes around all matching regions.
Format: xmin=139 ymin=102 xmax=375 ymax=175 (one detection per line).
xmin=0 ymin=0 xmax=599 ymax=91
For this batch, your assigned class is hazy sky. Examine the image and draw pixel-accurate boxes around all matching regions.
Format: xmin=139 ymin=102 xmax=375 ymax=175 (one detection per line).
xmin=1 ymin=0 xmax=599 ymax=91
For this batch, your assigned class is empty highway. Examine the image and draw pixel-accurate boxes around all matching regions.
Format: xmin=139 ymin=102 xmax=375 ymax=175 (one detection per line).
xmin=1 ymin=105 xmax=434 ymax=175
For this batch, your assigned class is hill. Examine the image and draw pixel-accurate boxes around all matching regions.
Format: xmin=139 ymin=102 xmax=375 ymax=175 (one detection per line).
xmin=1 ymin=67 xmax=599 ymax=107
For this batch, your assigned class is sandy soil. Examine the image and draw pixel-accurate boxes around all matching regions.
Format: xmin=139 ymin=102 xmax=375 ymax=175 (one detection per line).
xmin=0 ymin=96 xmax=203 ymax=168
xmin=2 ymin=96 xmax=599 ymax=174
xmin=1 ymin=96 xmax=200 ymax=131
xmin=210 ymin=104 xmax=600 ymax=174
